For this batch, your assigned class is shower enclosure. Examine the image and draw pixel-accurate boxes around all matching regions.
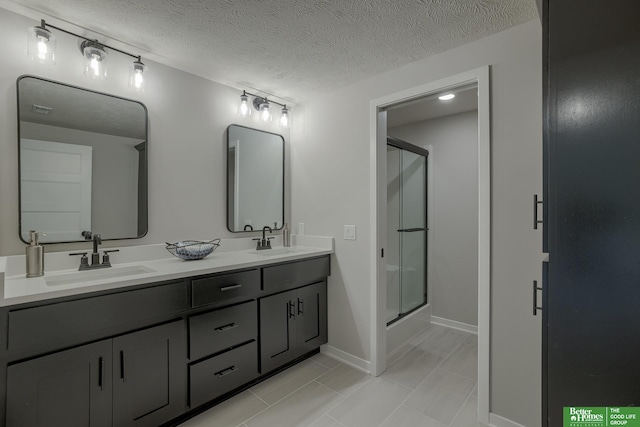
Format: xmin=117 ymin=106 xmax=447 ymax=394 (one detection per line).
xmin=386 ymin=136 xmax=428 ymax=325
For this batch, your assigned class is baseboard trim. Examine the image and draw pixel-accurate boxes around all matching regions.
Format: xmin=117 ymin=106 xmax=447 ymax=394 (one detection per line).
xmin=489 ymin=413 xmax=527 ymax=427
xmin=320 ymin=344 xmax=371 ymax=374
xmin=431 ymin=316 xmax=478 ymax=334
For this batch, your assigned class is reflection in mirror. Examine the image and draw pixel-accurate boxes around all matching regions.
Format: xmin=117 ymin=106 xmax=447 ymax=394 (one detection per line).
xmin=17 ymin=75 xmax=148 ymax=243
xmin=227 ymin=125 xmax=284 ymax=232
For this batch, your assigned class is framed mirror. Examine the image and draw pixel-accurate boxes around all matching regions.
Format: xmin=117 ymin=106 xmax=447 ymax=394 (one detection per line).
xmin=227 ymin=124 xmax=284 ymax=232
xmin=17 ymin=75 xmax=148 ymax=243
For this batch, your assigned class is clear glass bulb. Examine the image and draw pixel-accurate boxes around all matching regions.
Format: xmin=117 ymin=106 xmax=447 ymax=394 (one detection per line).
xmin=129 ymin=58 xmax=147 ymax=91
xmin=238 ymin=94 xmax=251 ymax=117
xmin=259 ymin=101 xmax=272 ymax=122
xmin=279 ymin=107 xmax=289 ymax=128
xmin=27 ymin=23 xmax=56 ymax=64
xmin=82 ymin=41 xmax=107 ymax=80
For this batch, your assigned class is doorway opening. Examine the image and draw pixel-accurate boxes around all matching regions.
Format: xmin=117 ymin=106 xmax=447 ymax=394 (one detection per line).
xmin=369 ymin=66 xmax=491 ymax=424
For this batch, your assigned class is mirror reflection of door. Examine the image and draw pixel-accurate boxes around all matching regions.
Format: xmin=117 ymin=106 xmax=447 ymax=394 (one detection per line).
xmin=17 ymin=76 xmax=148 ymax=243
xmin=20 ymin=139 xmax=92 ymax=242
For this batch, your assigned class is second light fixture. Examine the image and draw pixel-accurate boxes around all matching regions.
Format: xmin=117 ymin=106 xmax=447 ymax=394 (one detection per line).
xmin=238 ymin=90 xmax=290 ymax=129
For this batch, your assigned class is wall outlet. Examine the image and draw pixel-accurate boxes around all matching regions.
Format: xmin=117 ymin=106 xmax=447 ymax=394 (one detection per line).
xmin=298 ymin=222 xmax=305 ymax=235
xmin=344 ymin=225 xmax=356 ymax=240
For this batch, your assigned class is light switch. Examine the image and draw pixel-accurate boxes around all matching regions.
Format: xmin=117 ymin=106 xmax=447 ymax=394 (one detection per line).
xmin=344 ymin=225 xmax=356 ymax=240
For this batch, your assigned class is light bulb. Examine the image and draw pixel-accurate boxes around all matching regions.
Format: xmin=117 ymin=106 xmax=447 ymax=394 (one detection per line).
xmin=27 ymin=21 xmax=56 ymax=64
xmin=238 ymin=93 xmax=251 ymax=117
xmin=82 ymin=40 xmax=107 ymax=80
xmin=129 ymin=57 xmax=147 ymax=91
xmin=259 ymin=100 xmax=272 ymax=122
xmin=279 ymin=106 xmax=289 ymax=128
xmin=438 ymin=93 xmax=455 ymax=101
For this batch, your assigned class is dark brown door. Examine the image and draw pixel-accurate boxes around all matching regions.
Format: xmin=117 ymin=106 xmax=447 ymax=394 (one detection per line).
xmin=260 ymin=289 xmax=297 ymax=373
xmin=296 ymin=281 xmax=328 ymax=355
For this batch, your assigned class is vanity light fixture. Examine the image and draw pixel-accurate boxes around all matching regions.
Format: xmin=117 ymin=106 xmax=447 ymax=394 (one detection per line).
xmin=27 ymin=20 xmax=56 ymax=64
xmin=27 ymin=19 xmax=148 ymax=90
xmin=237 ymin=90 xmax=292 ymax=127
xmin=438 ymin=93 xmax=455 ymax=101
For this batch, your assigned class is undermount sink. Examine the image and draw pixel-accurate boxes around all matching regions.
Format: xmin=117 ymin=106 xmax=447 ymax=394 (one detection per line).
xmin=249 ymin=248 xmax=304 ymax=257
xmin=45 ymin=265 xmax=156 ymax=287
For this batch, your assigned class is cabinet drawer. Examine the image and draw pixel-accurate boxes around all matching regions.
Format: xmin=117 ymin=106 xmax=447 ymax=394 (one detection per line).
xmin=189 ymin=341 xmax=258 ymax=408
xmin=191 ymin=269 xmax=260 ymax=308
xmin=262 ymin=256 xmax=330 ymax=294
xmin=189 ymin=301 xmax=257 ymax=360
xmin=7 ymin=281 xmax=189 ymax=353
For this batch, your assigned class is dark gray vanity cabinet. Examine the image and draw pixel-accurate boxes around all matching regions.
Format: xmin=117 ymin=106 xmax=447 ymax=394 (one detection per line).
xmin=6 ymin=320 xmax=186 ymax=427
xmin=260 ymin=281 xmax=327 ymax=374
xmin=112 ymin=320 xmax=186 ymax=427
xmin=6 ymin=340 xmax=113 ymax=427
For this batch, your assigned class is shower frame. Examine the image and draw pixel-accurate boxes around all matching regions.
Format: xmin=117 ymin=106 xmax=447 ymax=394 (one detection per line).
xmin=386 ymin=135 xmax=429 ymax=326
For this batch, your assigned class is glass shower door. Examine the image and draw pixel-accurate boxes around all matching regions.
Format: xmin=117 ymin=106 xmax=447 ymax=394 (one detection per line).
xmin=387 ymin=138 xmax=428 ymax=325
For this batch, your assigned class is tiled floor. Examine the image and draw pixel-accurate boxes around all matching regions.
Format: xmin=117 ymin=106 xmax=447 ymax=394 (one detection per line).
xmin=180 ymin=324 xmax=479 ymax=427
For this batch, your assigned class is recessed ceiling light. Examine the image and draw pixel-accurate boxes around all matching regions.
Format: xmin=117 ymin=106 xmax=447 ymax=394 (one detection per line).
xmin=438 ymin=93 xmax=455 ymax=101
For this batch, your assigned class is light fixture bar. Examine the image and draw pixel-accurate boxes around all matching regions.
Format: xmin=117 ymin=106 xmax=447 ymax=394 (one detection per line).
xmin=242 ymin=90 xmax=288 ymax=109
xmin=42 ymin=20 xmax=140 ymax=60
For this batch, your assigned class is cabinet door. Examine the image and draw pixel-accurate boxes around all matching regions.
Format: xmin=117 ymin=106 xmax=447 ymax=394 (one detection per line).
xmin=6 ymin=340 xmax=112 ymax=427
xmin=259 ymin=289 xmax=297 ymax=373
xmin=113 ymin=320 xmax=187 ymax=427
xmin=296 ymin=281 xmax=328 ymax=356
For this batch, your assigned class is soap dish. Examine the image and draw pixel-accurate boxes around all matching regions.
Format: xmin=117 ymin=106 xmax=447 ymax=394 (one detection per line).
xmin=165 ymin=239 xmax=221 ymax=260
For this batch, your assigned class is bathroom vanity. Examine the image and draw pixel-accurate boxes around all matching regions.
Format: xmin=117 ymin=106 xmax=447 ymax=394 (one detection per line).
xmin=0 ymin=239 xmax=331 ymax=426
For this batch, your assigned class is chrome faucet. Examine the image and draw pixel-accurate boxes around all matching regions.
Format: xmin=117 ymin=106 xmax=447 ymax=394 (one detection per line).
xmin=70 ymin=232 xmax=119 ymax=270
xmin=253 ymin=226 xmax=274 ymax=250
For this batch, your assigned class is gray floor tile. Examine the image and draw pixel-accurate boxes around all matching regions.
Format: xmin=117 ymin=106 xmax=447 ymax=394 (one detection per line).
xmin=311 ymin=353 xmax=342 ymax=370
xmin=309 ymin=414 xmax=347 ymax=427
xmin=380 ymin=405 xmax=448 ymax=427
xmin=451 ymin=396 xmax=482 ymax=427
xmin=416 ymin=325 xmax=467 ymax=357
xmin=404 ymin=369 xmax=475 ymax=425
xmin=179 ymin=390 xmax=267 ymax=427
xmin=382 ymin=347 xmax=443 ymax=389
xmin=246 ymin=381 xmax=343 ymax=427
xmin=329 ymin=377 xmax=412 ymax=427
xmin=465 ymin=334 xmax=478 ymax=346
xmin=317 ymin=363 xmax=371 ymax=396
xmin=250 ymin=359 xmax=329 ymax=405
xmin=441 ymin=343 xmax=478 ymax=380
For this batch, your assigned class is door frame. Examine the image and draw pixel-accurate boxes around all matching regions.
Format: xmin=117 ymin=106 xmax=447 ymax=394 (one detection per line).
xmin=369 ymin=66 xmax=491 ymax=424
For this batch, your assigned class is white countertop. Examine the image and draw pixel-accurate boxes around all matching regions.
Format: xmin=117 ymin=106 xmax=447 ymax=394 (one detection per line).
xmin=0 ymin=235 xmax=334 ymax=307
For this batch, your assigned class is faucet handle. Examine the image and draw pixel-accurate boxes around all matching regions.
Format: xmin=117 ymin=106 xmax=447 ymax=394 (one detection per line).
xmin=69 ymin=252 xmax=89 ymax=270
xmin=102 ymin=249 xmax=119 ymax=266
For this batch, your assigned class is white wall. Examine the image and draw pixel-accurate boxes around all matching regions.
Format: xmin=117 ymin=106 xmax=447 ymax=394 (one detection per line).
xmin=291 ymin=20 xmax=542 ymax=426
xmin=390 ymin=110 xmax=478 ymax=327
xmin=0 ymin=7 xmax=290 ymax=255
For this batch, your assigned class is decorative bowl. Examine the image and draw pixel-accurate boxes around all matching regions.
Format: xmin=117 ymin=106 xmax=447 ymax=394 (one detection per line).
xmin=165 ymin=239 xmax=221 ymax=260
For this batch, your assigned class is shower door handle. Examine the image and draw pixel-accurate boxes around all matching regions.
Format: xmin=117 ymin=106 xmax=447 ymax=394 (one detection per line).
xmin=397 ymin=228 xmax=427 ymax=232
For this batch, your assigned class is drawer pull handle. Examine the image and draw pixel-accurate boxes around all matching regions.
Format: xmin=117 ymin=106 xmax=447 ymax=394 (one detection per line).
xmin=298 ymin=298 xmax=304 ymax=315
xmin=215 ymin=322 xmax=238 ymax=332
xmin=533 ymin=280 xmax=543 ymax=315
xmin=120 ymin=351 xmax=126 ymax=382
xmin=288 ymin=301 xmax=295 ymax=319
xmin=215 ymin=365 xmax=238 ymax=377
xmin=220 ymin=284 xmax=242 ymax=292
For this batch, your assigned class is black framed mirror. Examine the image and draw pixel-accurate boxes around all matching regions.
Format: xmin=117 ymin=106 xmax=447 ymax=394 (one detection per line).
xmin=227 ymin=124 xmax=284 ymax=232
xmin=17 ymin=75 xmax=148 ymax=244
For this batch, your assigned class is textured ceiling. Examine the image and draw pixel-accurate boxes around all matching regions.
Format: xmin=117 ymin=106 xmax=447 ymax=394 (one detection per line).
xmin=3 ymin=0 xmax=537 ymax=104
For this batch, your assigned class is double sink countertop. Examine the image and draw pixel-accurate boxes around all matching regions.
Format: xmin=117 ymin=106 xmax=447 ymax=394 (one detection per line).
xmin=0 ymin=235 xmax=334 ymax=307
